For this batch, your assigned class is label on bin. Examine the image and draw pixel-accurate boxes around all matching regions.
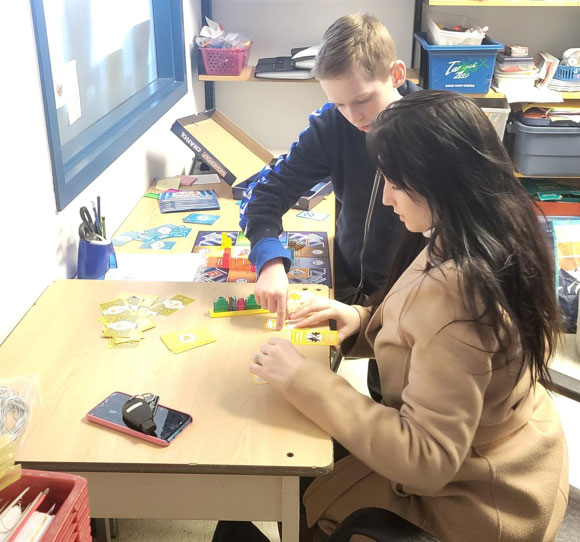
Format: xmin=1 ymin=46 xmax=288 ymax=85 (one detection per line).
xmin=445 ymin=58 xmax=489 ymax=79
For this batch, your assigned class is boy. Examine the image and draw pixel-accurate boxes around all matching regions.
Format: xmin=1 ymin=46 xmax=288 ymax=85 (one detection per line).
xmin=239 ymin=13 xmax=420 ymax=401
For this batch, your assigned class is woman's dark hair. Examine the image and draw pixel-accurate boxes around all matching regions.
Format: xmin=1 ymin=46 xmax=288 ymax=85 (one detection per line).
xmin=367 ymin=90 xmax=560 ymax=386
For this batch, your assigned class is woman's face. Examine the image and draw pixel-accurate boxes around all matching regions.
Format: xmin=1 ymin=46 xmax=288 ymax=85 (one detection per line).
xmin=382 ymin=178 xmax=432 ymax=233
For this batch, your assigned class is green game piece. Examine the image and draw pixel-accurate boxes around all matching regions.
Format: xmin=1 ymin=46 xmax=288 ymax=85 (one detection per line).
xmin=245 ymin=294 xmax=261 ymax=310
xmin=213 ymin=297 xmax=229 ymax=313
xmin=144 ymin=192 xmax=160 ymax=199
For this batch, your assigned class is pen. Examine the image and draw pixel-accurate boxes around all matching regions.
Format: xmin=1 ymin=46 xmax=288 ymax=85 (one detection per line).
xmin=101 ymin=217 xmax=106 ymax=239
xmin=91 ymin=200 xmax=100 ymax=235
xmin=97 ymin=196 xmax=101 ymax=234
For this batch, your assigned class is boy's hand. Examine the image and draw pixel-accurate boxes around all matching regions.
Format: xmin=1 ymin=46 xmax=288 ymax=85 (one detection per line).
xmin=254 ymin=258 xmax=289 ymax=330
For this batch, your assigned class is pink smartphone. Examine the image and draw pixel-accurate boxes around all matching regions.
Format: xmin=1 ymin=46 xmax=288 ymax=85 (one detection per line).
xmin=86 ymin=391 xmax=192 ymax=446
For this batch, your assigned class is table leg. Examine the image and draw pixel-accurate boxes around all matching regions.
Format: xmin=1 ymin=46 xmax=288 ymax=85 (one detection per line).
xmin=91 ymin=517 xmax=111 ymax=542
xmin=281 ymin=476 xmax=300 ymax=542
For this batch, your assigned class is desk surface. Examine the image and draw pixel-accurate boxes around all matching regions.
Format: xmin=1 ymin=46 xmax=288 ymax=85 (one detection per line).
xmin=2 ymin=280 xmax=333 ymax=476
xmin=114 ymin=183 xmax=335 ymax=256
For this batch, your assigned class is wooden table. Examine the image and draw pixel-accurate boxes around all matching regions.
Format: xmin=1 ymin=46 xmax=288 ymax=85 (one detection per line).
xmin=1 ymin=280 xmax=333 ymax=541
xmin=113 ymin=181 xmax=335 ymax=258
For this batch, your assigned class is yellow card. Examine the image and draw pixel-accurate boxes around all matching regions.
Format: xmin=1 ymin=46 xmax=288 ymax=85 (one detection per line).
xmin=108 ymin=338 xmax=141 ymax=349
xmin=151 ymin=294 xmax=195 ymax=316
xmin=287 ymin=291 xmax=316 ymax=313
xmin=136 ymin=318 xmax=156 ymax=333
xmin=253 ymin=374 xmax=268 ymax=385
xmin=99 ymin=299 xmax=134 ymax=321
xmin=161 ymin=326 xmax=216 ymax=354
xmin=291 ymin=329 xmax=338 ymax=346
xmin=110 ymin=332 xmax=145 ymax=344
xmin=115 ymin=292 xmax=158 ymax=308
xmin=264 ymin=319 xmax=299 ymax=331
xmin=101 ymin=314 xmax=139 ymax=338
xmin=155 ymin=176 xmax=181 ymax=190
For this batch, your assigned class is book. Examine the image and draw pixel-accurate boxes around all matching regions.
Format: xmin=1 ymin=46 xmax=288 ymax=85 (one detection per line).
xmin=157 ymin=190 xmax=220 ymax=213
xmin=291 ymin=45 xmax=319 ymax=69
xmin=254 ymin=57 xmax=313 ymax=80
xmin=535 ymin=51 xmax=560 ymax=89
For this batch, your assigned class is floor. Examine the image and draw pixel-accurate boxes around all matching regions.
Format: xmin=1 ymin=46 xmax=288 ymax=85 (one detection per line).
xmin=112 ymin=357 xmax=580 ymax=541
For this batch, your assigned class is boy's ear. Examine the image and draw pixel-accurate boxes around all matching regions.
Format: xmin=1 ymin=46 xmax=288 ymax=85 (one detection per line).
xmin=391 ymin=60 xmax=406 ymax=89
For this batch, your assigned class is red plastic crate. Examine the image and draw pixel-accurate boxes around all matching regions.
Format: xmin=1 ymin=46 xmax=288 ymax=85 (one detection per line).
xmin=0 ymin=469 xmax=91 ymax=542
xmin=200 ymin=46 xmax=250 ymax=75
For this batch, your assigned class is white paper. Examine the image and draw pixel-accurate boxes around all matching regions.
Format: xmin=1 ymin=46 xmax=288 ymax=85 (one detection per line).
xmin=105 ymin=253 xmax=205 ymax=282
xmin=495 ymin=86 xmax=564 ymax=104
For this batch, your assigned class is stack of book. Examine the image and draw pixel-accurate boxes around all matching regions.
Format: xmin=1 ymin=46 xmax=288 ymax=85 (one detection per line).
xmin=254 ymin=46 xmax=318 ymax=80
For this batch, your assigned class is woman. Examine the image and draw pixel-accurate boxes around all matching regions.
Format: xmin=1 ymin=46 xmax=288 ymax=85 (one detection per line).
xmin=250 ymin=90 xmax=568 ymax=542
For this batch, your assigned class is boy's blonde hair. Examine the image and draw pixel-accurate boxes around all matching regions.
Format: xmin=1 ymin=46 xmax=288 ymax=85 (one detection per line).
xmin=312 ymin=14 xmax=397 ymax=81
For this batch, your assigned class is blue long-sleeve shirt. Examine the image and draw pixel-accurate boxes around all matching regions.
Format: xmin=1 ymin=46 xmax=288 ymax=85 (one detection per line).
xmin=240 ymin=80 xmax=420 ymax=294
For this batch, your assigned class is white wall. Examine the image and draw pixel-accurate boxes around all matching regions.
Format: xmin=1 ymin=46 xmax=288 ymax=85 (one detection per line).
xmin=210 ymin=0 xmax=415 ymax=150
xmin=0 ymin=1 xmax=205 ymax=343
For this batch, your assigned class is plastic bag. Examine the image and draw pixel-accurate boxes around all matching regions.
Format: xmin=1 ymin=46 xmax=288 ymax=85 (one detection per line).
xmin=195 ymin=17 xmax=251 ymax=50
xmin=0 ymin=375 xmax=41 ymax=450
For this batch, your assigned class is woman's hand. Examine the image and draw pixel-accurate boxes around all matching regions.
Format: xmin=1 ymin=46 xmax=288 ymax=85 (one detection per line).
xmin=250 ymin=338 xmax=306 ymax=392
xmin=290 ymin=298 xmax=361 ymax=342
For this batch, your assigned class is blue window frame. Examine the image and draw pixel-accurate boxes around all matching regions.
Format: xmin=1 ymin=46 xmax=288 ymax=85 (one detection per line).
xmin=30 ymin=0 xmax=187 ymax=210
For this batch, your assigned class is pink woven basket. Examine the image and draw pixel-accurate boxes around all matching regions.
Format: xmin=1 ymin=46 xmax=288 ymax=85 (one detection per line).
xmin=201 ymin=46 xmax=251 ymax=75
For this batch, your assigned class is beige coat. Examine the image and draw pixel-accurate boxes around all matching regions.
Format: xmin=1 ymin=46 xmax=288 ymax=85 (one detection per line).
xmin=285 ymin=247 xmax=568 ymax=542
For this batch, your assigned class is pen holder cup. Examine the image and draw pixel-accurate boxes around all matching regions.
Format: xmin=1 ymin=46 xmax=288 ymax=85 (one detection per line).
xmin=77 ymin=238 xmax=117 ymax=279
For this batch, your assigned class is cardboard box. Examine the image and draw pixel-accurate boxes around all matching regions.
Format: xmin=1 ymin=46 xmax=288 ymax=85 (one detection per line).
xmin=171 ymin=109 xmax=273 ymax=186
xmin=171 ymin=109 xmax=334 ymax=209
xmin=232 ymin=178 xmax=333 ymax=211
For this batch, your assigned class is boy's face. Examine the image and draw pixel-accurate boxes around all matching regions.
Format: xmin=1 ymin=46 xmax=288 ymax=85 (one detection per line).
xmin=319 ymin=63 xmax=404 ymax=133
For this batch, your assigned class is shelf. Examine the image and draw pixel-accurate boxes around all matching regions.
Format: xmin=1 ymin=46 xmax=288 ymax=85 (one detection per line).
xmin=199 ymin=66 xmax=318 ymax=83
xmin=200 ymin=67 xmax=421 ymax=85
xmin=469 ymin=89 xmax=580 ymax=99
xmin=514 ymin=171 xmax=580 ymax=179
xmin=426 ymin=1 xmax=580 ymax=6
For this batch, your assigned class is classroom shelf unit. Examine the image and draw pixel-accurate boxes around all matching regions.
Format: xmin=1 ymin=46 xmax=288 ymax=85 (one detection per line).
xmin=426 ymin=1 xmax=580 ymax=6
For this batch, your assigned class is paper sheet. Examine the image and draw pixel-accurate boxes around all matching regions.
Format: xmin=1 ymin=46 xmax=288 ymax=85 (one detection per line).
xmin=495 ymin=86 xmax=564 ymax=104
xmin=105 ymin=253 xmax=205 ymax=282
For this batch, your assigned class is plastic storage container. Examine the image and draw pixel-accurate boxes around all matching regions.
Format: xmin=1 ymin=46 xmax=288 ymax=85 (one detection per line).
xmin=472 ymin=97 xmax=511 ymax=140
xmin=427 ymin=12 xmax=486 ymax=46
xmin=415 ymin=33 xmax=504 ymax=93
xmin=200 ymin=45 xmax=251 ymax=76
xmin=553 ymin=65 xmax=580 ymax=81
xmin=495 ymin=52 xmax=535 ymax=73
xmin=506 ymin=119 xmax=580 ymax=176
xmin=0 ymin=469 xmax=92 ymax=542
xmin=494 ymin=69 xmax=539 ymax=91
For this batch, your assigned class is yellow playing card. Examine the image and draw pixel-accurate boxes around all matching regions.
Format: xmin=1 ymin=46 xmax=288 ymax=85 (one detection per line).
xmin=136 ymin=318 xmax=156 ymax=332
xmin=253 ymin=374 xmax=268 ymax=385
xmin=291 ymin=329 xmax=338 ymax=346
xmin=108 ymin=338 xmax=141 ymax=349
xmin=287 ymin=290 xmax=316 ymax=313
xmin=99 ymin=299 xmax=134 ymax=321
xmin=264 ymin=318 xmax=299 ymax=331
xmin=151 ymin=294 xmax=195 ymax=316
xmin=101 ymin=314 xmax=139 ymax=338
xmin=160 ymin=326 xmax=216 ymax=354
xmin=115 ymin=292 xmax=158 ymax=308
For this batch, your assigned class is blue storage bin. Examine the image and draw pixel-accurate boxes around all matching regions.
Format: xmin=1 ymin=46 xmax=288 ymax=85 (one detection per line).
xmin=554 ymin=65 xmax=580 ymax=81
xmin=414 ymin=32 xmax=504 ymax=94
